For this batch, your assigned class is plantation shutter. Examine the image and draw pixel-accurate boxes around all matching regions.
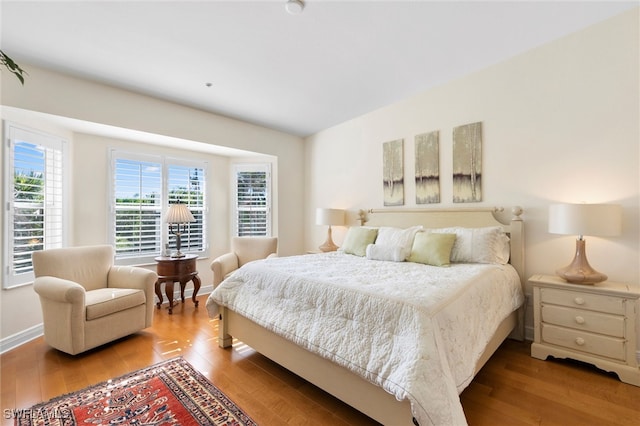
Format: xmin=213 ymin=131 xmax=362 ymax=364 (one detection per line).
xmin=235 ymin=164 xmax=271 ymax=237
xmin=113 ymin=157 xmax=162 ymax=258
xmin=168 ymin=164 xmax=206 ymax=253
xmin=4 ymin=124 xmax=66 ymax=288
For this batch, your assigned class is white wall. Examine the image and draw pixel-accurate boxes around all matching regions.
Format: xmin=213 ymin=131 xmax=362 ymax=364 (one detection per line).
xmin=0 ymin=66 xmax=305 ymax=346
xmin=305 ymin=10 xmax=639 ymax=335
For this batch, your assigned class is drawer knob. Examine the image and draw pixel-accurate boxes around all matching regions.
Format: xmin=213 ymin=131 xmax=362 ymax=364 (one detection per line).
xmin=574 ymin=297 xmax=585 ymax=305
xmin=574 ymin=316 xmax=585 ymax=324
xmin=575 ymin=337 xmax=585 ymax=346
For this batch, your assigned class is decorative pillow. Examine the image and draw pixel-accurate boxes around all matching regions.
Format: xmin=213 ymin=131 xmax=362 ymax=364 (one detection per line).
xmin=374 ymin=226 xmax=422 ymax=260
xmin=366 ymin=244 xmax=405 ymax=262
xmin=340 ymin=227 xmax=378 ymax=257
xmin=407 ymin=232 xmax=456 ymax=267
xmin=431 ymin=226 xmax=510 ymax=264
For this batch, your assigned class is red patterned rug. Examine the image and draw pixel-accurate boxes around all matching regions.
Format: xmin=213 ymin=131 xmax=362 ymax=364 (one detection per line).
xmin=14 ymin=357 xmax=257 ymax=425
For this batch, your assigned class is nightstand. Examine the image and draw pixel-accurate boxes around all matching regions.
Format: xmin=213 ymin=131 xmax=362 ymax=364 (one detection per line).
xmin=155 ymin=254 xmax=201 ymax=314
xmin=530 ymin=274 xmax=640 ymax=386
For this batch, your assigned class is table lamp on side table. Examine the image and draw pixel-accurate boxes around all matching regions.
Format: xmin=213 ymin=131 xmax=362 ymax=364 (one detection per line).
xmin=166 ymin=203 xmax=195 ymax=258
xmin=548 ymin=203 xmax=622 ymax=284
xmin=316 ymin=208 xmax=345 ymax=252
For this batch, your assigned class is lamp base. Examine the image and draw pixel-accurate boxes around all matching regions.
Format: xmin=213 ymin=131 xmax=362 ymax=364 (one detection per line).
xmin=170 ymin=232 xmax=186 ymax=258
xmin=319 ymin=226 xmax=339 ymax=252
xmin=556 ymin=239 xmax=607 ymax=284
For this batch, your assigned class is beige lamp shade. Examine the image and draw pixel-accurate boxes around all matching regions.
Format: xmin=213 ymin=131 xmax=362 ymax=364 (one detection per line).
xmin=548 ymin=203 xmax=622 ymax=237
xmin=548 ymin=203 xmax=622 ymax=284
xmin=316 ymin=208 xmax=345 ymax=252
xmin=166 ymin=203 xmax=196 ymax=224
xmin=316 ymin=208 xmax=345 ymax=226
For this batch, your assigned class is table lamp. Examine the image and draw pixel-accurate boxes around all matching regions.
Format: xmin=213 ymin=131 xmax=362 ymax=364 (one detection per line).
xmin=316 ymin=208 xmax=345 ymax=252
xmin=166 ymin=203 xmax=195 ymax=258
xmin=548 ymin=203 xmax=622 ymax=284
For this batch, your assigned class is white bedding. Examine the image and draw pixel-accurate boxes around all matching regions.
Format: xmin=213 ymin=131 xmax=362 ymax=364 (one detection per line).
xmin=206 ymin=251 xmax=523 ymax=426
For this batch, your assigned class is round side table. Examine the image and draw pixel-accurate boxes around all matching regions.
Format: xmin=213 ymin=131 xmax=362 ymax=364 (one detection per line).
xmin=154 ymin=254 xmax=201 ymax=314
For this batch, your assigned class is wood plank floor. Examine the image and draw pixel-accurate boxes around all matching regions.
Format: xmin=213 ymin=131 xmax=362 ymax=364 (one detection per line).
xmin=2 ymin=294 xmax=639 ymax=425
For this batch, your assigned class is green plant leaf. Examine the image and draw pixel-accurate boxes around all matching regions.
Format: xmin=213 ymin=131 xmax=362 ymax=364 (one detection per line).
xmin=1 ymin=49 xmax=27 ymax=85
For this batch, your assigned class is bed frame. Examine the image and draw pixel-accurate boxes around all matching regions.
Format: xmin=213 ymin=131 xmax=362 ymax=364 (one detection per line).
xmin=217 ymin=206 xmax=525 ymax=425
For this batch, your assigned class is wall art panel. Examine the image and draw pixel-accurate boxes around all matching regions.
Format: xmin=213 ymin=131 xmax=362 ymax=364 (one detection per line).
xmin=383 ymin=139 xmax=404 ymax=206
xmin=415 ymin=131 xmax=440 ymax=204
xmin=452 ymin=122 xmax=482 ymax=203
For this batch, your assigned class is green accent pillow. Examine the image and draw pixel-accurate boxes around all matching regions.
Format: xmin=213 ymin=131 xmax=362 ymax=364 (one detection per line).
xmin=408 ymin=232 xmax=457 ymax=267
xmin=341 ymin=227 xmax=378 ymax=257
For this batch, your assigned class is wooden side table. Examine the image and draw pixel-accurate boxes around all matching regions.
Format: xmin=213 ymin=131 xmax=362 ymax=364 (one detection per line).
xmin=154 ymin=254 xmax=201 ymax=314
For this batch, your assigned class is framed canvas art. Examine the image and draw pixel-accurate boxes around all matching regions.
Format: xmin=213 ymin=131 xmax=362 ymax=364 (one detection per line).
xmin=452 ymin=122 xmax=482 ymax=203
xmin=383 ymin=139 xmax=404 ymax=206
xmin=415 ymin=131 xmax=440 ymax=204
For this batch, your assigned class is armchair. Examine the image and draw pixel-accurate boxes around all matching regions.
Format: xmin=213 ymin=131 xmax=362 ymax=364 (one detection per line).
xmin=211 ymin=237 xmax=278 ymax=287
xmin=32 ymin=245 xmax=158 ymax=355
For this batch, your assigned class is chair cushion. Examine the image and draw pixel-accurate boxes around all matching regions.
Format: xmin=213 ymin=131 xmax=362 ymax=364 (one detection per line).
xmin=85 ymin=288 xmax=146 ymax=321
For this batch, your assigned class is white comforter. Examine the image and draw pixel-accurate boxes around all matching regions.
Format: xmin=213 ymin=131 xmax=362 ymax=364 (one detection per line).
xmin=206 ymin=252 xmax=523 ymax=426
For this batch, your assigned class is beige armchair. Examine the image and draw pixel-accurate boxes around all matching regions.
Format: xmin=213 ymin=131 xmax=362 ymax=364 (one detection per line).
xmin=32 ymin=245 xmax=158 ymax=355
xmin=211 ymin=237 xmax=278 ymax=287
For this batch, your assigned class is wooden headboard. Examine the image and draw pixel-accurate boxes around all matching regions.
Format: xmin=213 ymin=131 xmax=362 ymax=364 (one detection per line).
xmin=357 ymin=206 xmax=525 ymax=285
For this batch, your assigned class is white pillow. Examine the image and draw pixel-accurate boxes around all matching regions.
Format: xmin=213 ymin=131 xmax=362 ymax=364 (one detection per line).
xmin=366 ymin=244 xmax=405 ymax=262
xmin=374 ymin=226 xmax=422 ymax=260
xmin=431 ymin=226 xmax=510 ymax=264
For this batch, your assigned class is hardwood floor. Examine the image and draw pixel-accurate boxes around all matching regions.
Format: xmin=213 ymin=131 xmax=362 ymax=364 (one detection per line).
xmin=2 ymin=294 xmax=639 ymax=425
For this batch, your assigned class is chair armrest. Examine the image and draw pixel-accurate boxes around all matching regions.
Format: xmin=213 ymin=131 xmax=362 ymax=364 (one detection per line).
xmin=33 ymin=277 xmax=85 ymax=304
xmin=108 ymin=265 xmax=157 ymax=329
xmin=108 ymin=266 xmax=158 ymax=290
xmin=211 ymin=252 xmax=239 ymax=287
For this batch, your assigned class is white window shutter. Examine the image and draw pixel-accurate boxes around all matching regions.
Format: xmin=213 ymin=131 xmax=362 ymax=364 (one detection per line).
xmin=234 ymin=164 xmax=271 ymax=237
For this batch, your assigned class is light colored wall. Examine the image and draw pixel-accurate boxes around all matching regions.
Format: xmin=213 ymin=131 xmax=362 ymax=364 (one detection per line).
xmin=0 ymin=66 xmax=305 ymax=345
xmin=305 ymin=10 xmax=639 ymax=335
xmin=71 ymin=132 xmax=234 ymax=281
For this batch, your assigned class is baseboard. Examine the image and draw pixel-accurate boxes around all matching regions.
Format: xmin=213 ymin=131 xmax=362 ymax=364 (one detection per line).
xmin=0 ymin=323 xmax=43 ymax=355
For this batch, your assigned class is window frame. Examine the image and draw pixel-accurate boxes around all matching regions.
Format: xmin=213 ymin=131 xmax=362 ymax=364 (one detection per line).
xmin=232 ymin=163 xmax=272 ymax=237
xmin=2 ymin=121 xmax=69 ymax=289
xmin=110 ymin=152 xmax=164 ymax=265
xmin=109 ymin=150 xmax=208 ymax=265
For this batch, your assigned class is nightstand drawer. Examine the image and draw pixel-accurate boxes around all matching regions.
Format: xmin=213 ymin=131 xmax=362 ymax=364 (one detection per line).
xmin=541 ymin=324 xmax=626 ymax=361
xmin=541 ymin=305 xmax=625 ymax=337
xmin=540 ymin=288 xmax=625 ymax=314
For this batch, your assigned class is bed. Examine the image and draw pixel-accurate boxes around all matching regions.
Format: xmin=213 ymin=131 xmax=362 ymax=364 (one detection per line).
xmin=206 ymin=207 xmax=525 ymax=426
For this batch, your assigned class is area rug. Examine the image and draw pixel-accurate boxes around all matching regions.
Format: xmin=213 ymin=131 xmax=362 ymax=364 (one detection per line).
xmin=15 ymin=357 xmax=257 ymax=426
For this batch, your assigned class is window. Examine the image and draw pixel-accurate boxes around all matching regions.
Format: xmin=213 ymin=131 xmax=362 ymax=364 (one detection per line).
xmin=113 ymin=156 xmax=162 ymax=259
xmin=3 ymin=123 xmax=67 ymax=288
xmin=233 ymin=163 xmax=271 ymax=236
xmin=111 ymin=152 xmax=207 ymax=264
xmin=168 ymin=163 xmax=206 ymax=253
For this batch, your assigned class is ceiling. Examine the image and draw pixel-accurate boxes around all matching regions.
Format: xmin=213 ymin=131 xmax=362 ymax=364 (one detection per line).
xmin=1 ymin=1 xmax=637 ymax=138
